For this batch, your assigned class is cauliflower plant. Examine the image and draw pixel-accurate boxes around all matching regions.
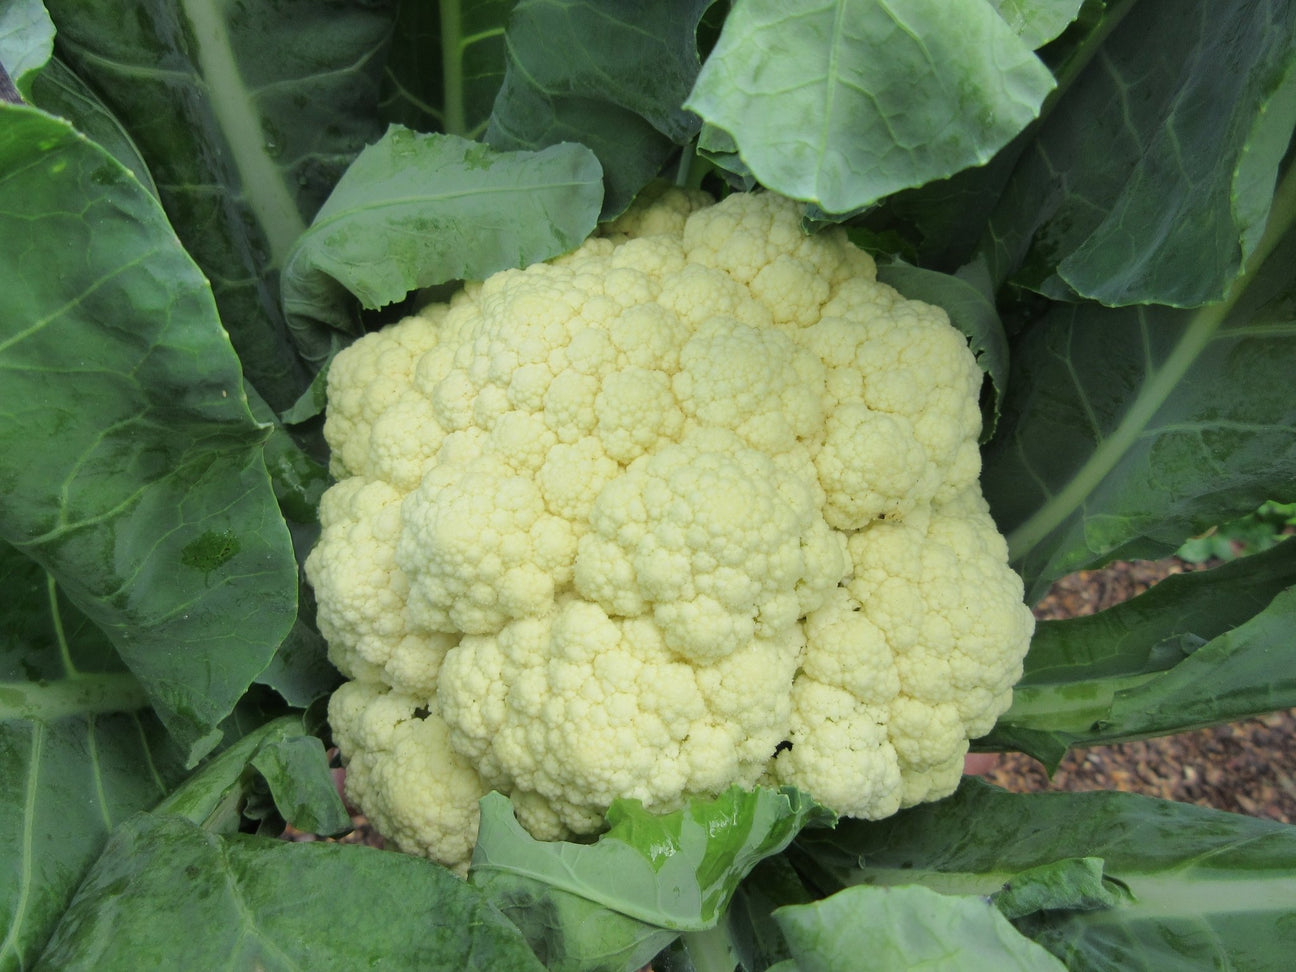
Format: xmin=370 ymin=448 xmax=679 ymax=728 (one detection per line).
xmin=307 ymin=187 xmax=1035 ymax=872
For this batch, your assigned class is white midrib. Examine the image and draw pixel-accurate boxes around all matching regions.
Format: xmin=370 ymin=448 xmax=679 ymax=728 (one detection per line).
xmin=180 ymin=0 xmax=305 ymax=268
xmin=1006 ymin=161 xmax=1296 ymax=564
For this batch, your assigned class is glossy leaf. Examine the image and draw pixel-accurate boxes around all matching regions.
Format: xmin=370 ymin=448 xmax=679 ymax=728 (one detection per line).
xmin=36 ymin=813 xmax=546 ymax=971
xmin=0 ymin=544 xmax=187 ymax=972
xmin=486 ymin=0 xmax=713 ymax=216
xmin=686 ymin=0 xmax=1056 ymax=214
xmin=42 ymin=0 xmax=394 ymax=408
xmin=987 ymin=0 xmax=1296 ymax=306
xmin=470 ymin=787 xmax=833 ymax=970
xmin=983 ymin=167 xmax=1296 ymax=596
xmin=0 ymin=105 xmax=299 ymax=760
xmin=798 ymin=780 xmax=1296 ymax=972
xmin=281 ymin=127 xmax=603 ymax=359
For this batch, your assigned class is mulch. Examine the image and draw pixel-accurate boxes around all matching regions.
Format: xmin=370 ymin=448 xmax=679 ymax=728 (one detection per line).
xmin=980 ymin=558 xmax=1296 ymax=825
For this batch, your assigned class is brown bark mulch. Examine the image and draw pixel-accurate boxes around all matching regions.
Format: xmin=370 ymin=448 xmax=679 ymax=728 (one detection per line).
xmin=980 ymin=558 xmax=1296 ymax=825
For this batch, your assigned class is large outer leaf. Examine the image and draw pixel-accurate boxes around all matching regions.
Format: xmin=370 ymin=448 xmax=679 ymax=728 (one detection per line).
xmin=686 ymin=0 xmax=1056 ymax=215
xmin=25 ymin=59 xmax=161 ymax=199
xmin=0 ymin=545 xmax=187 ymax=972
xmin=42 ymin=0 xmax=394 ymax=408
xmin=35 ymin=814 xmax=545 ymax=971
xmin=380 ymin=0 xmax=511 ymax=137
xmin=983 ymin=540 xmax=1296 ymax=766
xmin=0 ymin=105 xmax=298 ymax=759
xmin=486 ymin=0 xmax=713 ymax=217
xmin=281 ymin=128 xmax=603 ymax=358
xmin=988 ymin=0 xmax=1296 ymax=307
xmin=983 ymin=166 xmax=1296 ymax=597
xmin=796 ymin=779 xmax=1296 ymax=972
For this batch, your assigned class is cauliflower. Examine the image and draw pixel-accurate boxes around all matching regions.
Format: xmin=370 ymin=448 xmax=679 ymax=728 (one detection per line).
xmin=306 ymin=188 xmax=1035 ymax=872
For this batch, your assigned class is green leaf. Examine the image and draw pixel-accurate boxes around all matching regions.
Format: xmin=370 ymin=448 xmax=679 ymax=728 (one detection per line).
xmin=381 ymin=0 xmax=511 ymax=138
xmin=726 ymin=857 xmax=817 ymax=972
xmin=983 ymin=164 xmax=1296 ymax=596
xmin=0 ymin=0 xmax=54 ymax=95
xmin=25 ymin=59 xmax=159 ymax=198
xmin=485 ymin=0 xmax=713 ymax=217
xmin=237 ymin=383 xmax=336 ymax=709
xmin=249 ymin=734 xmax=350 ymax=836
xmin=470 ymin=787 xmax=833 ymax=971
xmin=797 ymin=779 xmax=1296 ymax=972
xmin=42 ymin=0 xmax=394 ymax=408
xmin=35 ymin=813 xmax=546 ymax=971
xmin=0 ymin=544 xmax=187 ymax=972
xmin=281 ymin=127 xmax=603 ymax=360
xmin=987 ymin=0 xmax=1086 ymax=49
xmin=153 ymin=715 xmax=347 ymax=837
xmin=987 ymin=0 xmax=1296 ymax=306
xmin=991 ymin=857 xmax=1133 ymax=921
xmin=987 ymin=540 xmax=1296 ymax=761
xmin=874 ymin=258 xmax=1011 ymax=439
xmin=774 ymin=884 xmax=1066 ymax=972
xmin=686 ymin=0 xmax=1056 ymax=215
xmin=0 ymin=105 xmax=298 ymax=762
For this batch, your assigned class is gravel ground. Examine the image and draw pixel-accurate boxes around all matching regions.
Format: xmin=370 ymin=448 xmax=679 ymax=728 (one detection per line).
xmin=980 ymin=559 xmax=1296 ymax=824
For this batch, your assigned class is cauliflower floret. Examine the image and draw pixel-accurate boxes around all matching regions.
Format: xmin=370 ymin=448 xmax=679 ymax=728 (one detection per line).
xmin=306 ymin=188 xmax=1035 ymax=874
xmin=328 ymin=681 xmax=489 ymax=874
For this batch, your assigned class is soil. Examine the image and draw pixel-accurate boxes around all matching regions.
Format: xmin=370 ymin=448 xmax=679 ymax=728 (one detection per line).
xmin=979 ymin=558 xmax=1296 ymax=825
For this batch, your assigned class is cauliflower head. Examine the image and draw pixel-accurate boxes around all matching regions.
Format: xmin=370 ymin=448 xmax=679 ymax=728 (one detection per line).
xmin=307 ymin=188 xmax=1034 ymax=872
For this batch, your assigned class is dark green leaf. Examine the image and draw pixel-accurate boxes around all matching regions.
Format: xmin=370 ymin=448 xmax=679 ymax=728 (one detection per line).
xmin=983 ymin=167 xmax=1296 ymax=596
xmin=798 ymin=779 xmax=1296 ymax=972
xmin=43 ymin=0 xmax=394 ymax=408
xmin=152 ymin=716 xmax=345 ymax=837
xmin=26 ymin=59 xmax=159 ymax=198
xmin=250 ymin=734 xmax=349 ymax=836
xmin=35 ymin=813 xmax=546 ymax=971
xmin=686 ymin=0 xmax=1056 ymax=214
xmin=987 ymin=540 xmax=1296 ymax=761
xmin=381 ymin=0 xmax=511 ymax=137
xmin=0 ymin=543 xmax=187 ymax=971
xmin=486 ymin=0 xmax=712 ymax=216
xmin=726 ymin=856 xmax=817 ymax=972
xmin=987 ymin=0 xmax=1296 ymax=306
xmin=0 ymin=105 xmax=299 ymax=761
xmin=281 ymin=127 xmax=603 ymax=360
xmin=774 ymin=884 xmax=1066 ymax=971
